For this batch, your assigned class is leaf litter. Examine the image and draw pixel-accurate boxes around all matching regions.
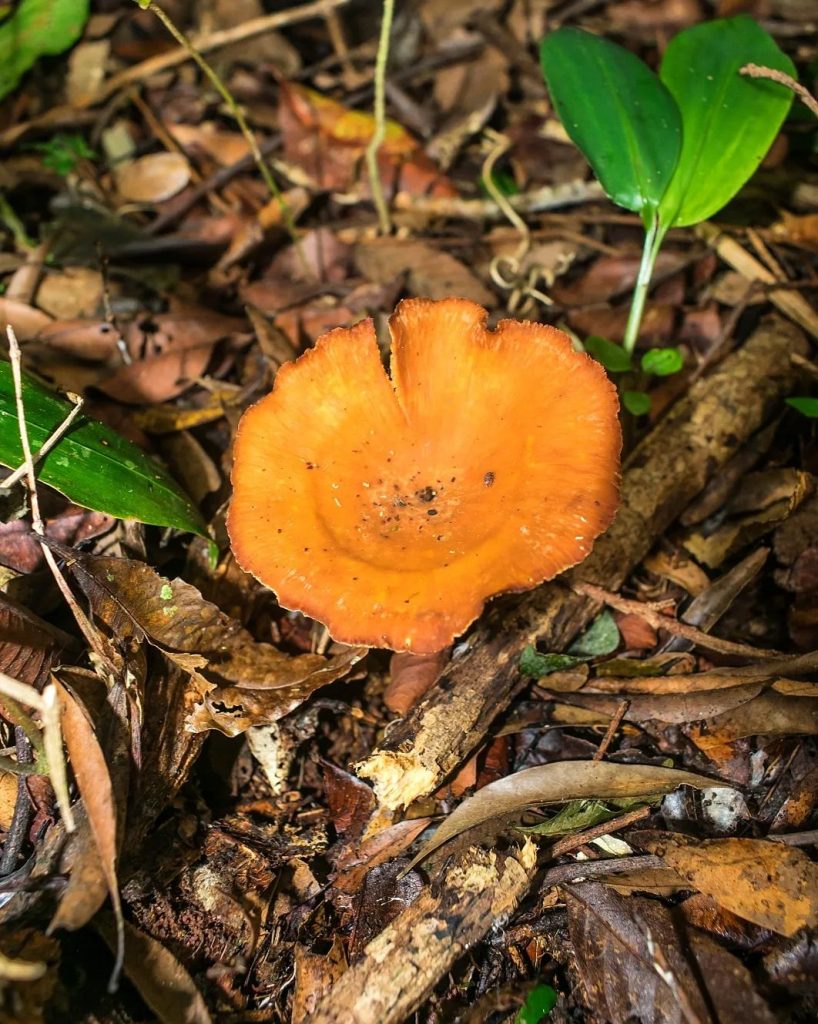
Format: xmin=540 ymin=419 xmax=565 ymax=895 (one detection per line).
xmin=0 ymin=1 xmax=816 ymax=1022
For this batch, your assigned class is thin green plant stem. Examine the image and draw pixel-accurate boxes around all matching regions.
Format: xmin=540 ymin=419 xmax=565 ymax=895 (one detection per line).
xmin=365 ymin=0 xmax=396 ymax=235
xmin=135 ymin=0 xmax=309 ymax=272
xmin=622 ymin=215 xmax=664 ymax=355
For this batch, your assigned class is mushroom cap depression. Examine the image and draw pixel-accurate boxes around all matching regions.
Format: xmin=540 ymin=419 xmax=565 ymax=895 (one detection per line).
xmin=228 ymin=298 xmax=621 ymax=653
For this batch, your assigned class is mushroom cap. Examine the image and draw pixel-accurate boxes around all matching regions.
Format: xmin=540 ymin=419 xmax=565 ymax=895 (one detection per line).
xmin=228 ymin=298 xmax=621 ymax=653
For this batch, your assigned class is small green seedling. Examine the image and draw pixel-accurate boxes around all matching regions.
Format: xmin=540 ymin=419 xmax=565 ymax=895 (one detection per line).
xmin=541 ymin=16 xmax=795 ymax=358
xmin=33 ymin=132 xmax=95 ymax=176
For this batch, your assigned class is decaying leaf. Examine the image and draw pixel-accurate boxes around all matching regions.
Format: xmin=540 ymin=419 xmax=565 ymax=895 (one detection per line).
xmin=636 ymin=833 xmax=818 ymax=937
xmin=354 ymin=237 xmax=494 ymax=306
xmin=96 ymin=915 xmax=212 ymax=1024
xmin=407 ymin=761 xmax=716 ymax=869
xmin=0 ymin=593 xmax=75 ymax=688
xmin=54 ymin=681 xmax=124 ymax=977
xmin=567 ymin=882 xmax=776 ymax=1024
xmin=55 ymin=547 xmax=366 ymax=734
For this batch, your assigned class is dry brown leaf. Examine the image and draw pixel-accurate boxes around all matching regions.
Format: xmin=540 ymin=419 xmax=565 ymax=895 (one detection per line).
xmin=292 ymin=937 xmax=346 ymax=1022
xmin=0 ymin=298 xmax=53 ymax=340
xmin=58 ymin=547 xmax=365 ymax=692
xmin=406 ymin=761 xmax=716 ymax=870
xmin=54 ymin=681 xmax=124 ymax=962
xmin=49 ymin=804 xmax=109 ymax=933
xmin=0 ymin=593 xmax=75 ymax=689
xmin=384 ymin=650 xmax=449 ymax=714
xmin=354 ymin=237 xmax=494 ymax=306
xmin=35 ymin=267 xmax=104 ymax=320
xmin=96 ymin=915 xmax=212 ymax=1024
xmin=692 ymin=693 xmax=818 ymax=743
xmin=115 ymin=152 xmax=191 ymax=204
xmin=548 ymin=684 xmax=765 ymax=724
xmin=637 ymin=833 xmax=818 ymax=937
xmin=683 ymin=470 xmax=812 ymax=568
xmin=565 ymin=882 xmax=713 ymax=1024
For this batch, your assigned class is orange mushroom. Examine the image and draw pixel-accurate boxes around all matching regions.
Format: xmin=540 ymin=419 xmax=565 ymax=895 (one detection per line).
xmin=228 ymin=298 xmax=621 ymax=654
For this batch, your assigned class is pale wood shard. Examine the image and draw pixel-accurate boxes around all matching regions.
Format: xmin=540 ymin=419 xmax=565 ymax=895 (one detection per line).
xmin=357 ymin=317 xmax=808 ymax=809
xmin=308 ymin=840 xmax=537 ymax=1024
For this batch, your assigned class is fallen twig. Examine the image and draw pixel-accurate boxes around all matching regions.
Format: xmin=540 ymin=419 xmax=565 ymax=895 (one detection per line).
xmin=571 ymin=581 xmax=782 ymax=660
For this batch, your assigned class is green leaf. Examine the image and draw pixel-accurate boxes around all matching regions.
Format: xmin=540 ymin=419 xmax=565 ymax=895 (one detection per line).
xmin=640 ymin=347 xmax=684 ymax=376
xmin=515 ymin=984 xmax=558 ymax=1024
xmin=0 ymin=0 xmax=89 ymax=101
xmin=569 ymin=609 xmax=621 ymax=657
xmin=520 ymin=796 xmax=648 ymax=837
xmin=540 ymin=28 xmax=681 ymax=215
xmin=622 ymin=390 xmax=652 ymax=416
xmin=585 ymin=336 xmax=633 ymax=373
xmin=520 ymin=646 xmax=583 ymax=678
xmin=659 ymin=16 xmax=796 ymax=227
xmin=786 ymin=397 xmax=818 ymax=418
xmin=0 ymin=363 xmax=207 ymax=536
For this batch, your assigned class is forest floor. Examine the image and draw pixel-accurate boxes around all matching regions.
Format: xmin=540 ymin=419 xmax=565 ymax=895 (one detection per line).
xmin=1 ymin=1 xmax=818 ymax=1022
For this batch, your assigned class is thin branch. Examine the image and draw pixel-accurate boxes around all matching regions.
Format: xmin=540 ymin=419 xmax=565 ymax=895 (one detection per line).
xmin=740 ymin=63 xmax=818 ymax=121
xmin=365 ymin=0 xmax=396 ymax=234
xmin=2 ymin=395 xmax=85 ymax=490
xmin=572 ymin=580 xmax=782 ymax=660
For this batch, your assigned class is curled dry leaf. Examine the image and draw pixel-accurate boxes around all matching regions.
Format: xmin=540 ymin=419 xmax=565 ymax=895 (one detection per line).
xmin=0 ymin=298 xmax=52 ymax=340
xmin=115 ymin=151 xmax=192 ymax=204
xmin=0 ymin=593 xmax=76 ymax=689
xmin=384 ymin=650 xmax=449 ymax=714
xmin=55 ymin=547 xmax=366 ymax=735
xmin=406 ymin=761 xmax=717 ymax=870
xmin=635 ymin=832 xmax=818 ymax=937
xmin=53 ymin=682 xmax=124 ymax=960
xmin=100 ymin=304 xmax=245 ymax=405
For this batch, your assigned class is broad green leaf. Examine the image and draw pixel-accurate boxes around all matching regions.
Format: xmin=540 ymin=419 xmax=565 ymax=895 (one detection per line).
xmin=406 ymin=761 xmax=719 ymax=870
xmin=514 ymin=984 xmax=558 ymax=1024
xmin=0 ymin=363 xmax=207 ymax=536
xmin=641 ymin=347 xmax=684 ymax=376
xmin=519 ymin=646 xmax=583 ymax=678
xmin=622 ymin=390 xmax=652 ymax=416
xmin=584 ymin=336 xmax=632 ymax=373
xmin=659 ymin=16 xmax=795 ymax=227
xmin=569 ymin=610 xmax=620 ymax=657
xmin=786 ymin=397 xmax=818 ymax=418
xmin=540 ymin=28 xmax=681 ymax=215
xmin=0 ymin=0 xmax=89 ymax=101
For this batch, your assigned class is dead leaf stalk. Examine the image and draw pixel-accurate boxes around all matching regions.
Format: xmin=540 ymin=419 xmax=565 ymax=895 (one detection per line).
xmin=740 ymin=63 xmax=818 ymax=121
xmin=365 ymin=0 xmax=396 ymax=234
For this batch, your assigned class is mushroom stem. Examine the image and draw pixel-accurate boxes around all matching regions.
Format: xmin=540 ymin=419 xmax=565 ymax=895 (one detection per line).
xmin=623 ymin=213 xmax=665 ymax=356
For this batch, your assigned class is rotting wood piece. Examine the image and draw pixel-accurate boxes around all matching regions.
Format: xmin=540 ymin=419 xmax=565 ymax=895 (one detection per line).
xmin=357 ymin=317 xmax=807 ymax=809
xmin=308 ymin=839 xmax=536 ymax=1024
